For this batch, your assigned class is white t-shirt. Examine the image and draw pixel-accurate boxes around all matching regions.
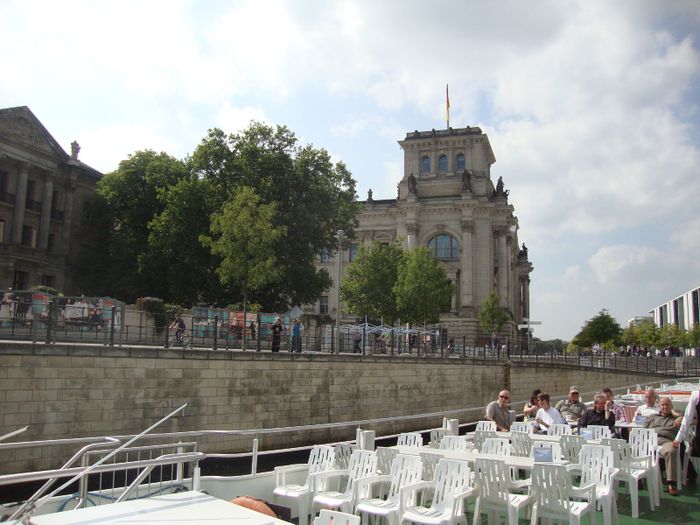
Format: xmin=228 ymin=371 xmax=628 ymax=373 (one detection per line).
xmin=634 ymin=403 xmax=660 ymax=422
xmin=535 ymin=407 xmax=566 ymax=432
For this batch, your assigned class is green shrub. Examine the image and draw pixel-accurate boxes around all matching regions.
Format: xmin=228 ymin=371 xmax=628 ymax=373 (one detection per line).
xmin=136 ymin=297 xmax=166 ymax=333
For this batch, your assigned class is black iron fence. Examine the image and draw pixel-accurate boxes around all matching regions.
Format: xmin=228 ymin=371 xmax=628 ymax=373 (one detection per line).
xmin=1 ymin=293 xmax=698 ymax=377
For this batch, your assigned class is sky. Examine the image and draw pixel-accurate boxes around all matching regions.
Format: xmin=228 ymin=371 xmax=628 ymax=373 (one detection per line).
xmin=1 ymin=0 xmax=699 ymax=341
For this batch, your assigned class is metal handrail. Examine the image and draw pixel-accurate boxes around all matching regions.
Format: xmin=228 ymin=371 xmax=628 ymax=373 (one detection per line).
xmin=0 ymin=452 xmax=205 ymax=487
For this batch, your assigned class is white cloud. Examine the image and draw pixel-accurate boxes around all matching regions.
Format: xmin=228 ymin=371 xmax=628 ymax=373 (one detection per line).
xmin=216 ymin=104 xmax=269 ymax=134
xmin=564 ymin=265 xmax=581 ymax=281
xmin=588 ymin=245 xmax=660 ymax=284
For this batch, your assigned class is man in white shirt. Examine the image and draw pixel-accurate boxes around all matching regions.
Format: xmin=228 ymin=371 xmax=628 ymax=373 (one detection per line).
xmin=634 ymin=389 xmax=660 ymax=422
xmin=673 ymin=390 xmax=700 ymax=454
xmin=534 ymin=393 xmax=566 ymax=433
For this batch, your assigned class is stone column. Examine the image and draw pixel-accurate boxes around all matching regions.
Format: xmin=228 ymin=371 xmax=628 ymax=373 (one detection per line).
xmin=460 ymin=220 xmax=474 ymax=309
xmin=38 ymin=174 xmax=54 ymax=250
xmin=406 ymin=223 xmax=418 ymax=249
xmin=60 ymin=178 xmax=76 ymax=254
xmin=496 ymin=229 xmax=508 ymax=306
xmin=11 ymin=163 xmax=29 ymax=243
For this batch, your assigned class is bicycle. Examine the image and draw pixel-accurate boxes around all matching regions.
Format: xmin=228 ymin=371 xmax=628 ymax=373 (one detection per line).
xmin=168 ymin=333 xmax=192 ymax=350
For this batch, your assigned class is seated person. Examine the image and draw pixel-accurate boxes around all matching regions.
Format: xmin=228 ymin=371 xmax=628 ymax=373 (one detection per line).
xmin=485 ymin=390 xmax=515 ymax=431
xmin=534 ymin=393 xmax=566 ymax=433
xmin=634 ymin=389 xmax=660 ymax=422
xmin=602 ymin=387 xmax=627 ymax=423
xmin=645 ymin=397 xmax=682 ymax=495
xmin=579 ymin=392 xmax=615 ymax=431
xmin=523 ymin=388 xmax=541 ymax=423
xmin=555 ymin=386 xmax=586 ymax=423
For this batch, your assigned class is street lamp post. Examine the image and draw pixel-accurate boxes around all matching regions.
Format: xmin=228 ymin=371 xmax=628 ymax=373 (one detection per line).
xmin=336 ymin=229 xmax=344 ymax=354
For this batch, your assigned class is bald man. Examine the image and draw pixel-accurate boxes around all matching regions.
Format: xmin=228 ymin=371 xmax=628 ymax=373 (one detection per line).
xmin=485 ymin=389 xmax=515 ymax=431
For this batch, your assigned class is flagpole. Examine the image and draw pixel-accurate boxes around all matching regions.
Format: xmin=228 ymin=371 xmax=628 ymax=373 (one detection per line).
xmin=446 ymin=84 xmax=450 ymax=128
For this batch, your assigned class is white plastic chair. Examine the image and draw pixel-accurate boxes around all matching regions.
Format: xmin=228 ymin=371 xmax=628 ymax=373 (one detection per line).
xmin=601 ymin=437 xmax=656 ymax=518
xmin=530 ymin=463 xmax=596 ymax=525
xmin=334 ymin=443 xmax=356 ymax=470
xmin=273 ymin=445 xmax=335 ymax=525
xmin=438 ymin=436 xmax=469 ymax=452
xmin=567 ymin=444 xmax=619 ymax=525
xmin=430 ymin=428 xmax=448 ymax=448
xmin=549 ymin=423 xmax=573 ymax=436
xmin=356 ymin=453 xmax=423 ymax=525
xmin=472 ymin=458 xmax=530 ymax=525
xmin=313 ymin=449 xmax=377 ymax=515
xmin=401 ymin=459 xmax=475 ymax=525
xmin=476 ymin=421 xmax=497 ymax=432
xmin=510 ymin=421 xmax=531 ymax=433
xmin=586 ymin=425 xmax=613 ymax=439
xmin=377 ymin=447 xmax=400 ymax=475
xmin=420 ymin=451 xmax=442 ymax=481
xmin=530 ymin=441 xmax=562 ymax=463
xmin=629 ymin=427 xmax=661 ymax=506
xmin=398 ymin=432 xmax=424 ymax=448
xmin=481 ymin=437 xmax=511 ymax=456
xmin=316 ymin=509 xmax=361 ymax=525
xmin=509 ymin=431 xmax=532 ymax=457
xmin=472 ymin=430 xmax=497 ymax=452
xmin=560 ymin=434 xmax=585 ymax=464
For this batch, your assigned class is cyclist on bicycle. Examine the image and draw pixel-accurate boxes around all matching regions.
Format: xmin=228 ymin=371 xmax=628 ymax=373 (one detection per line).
xmin=169 ymin=314 xmax=186 ymax=343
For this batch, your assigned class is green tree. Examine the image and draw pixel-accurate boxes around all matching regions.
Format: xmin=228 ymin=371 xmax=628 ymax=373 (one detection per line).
xmin=190 ymin=123 xmax=361 ymax=309
xmin=636 ymin=319 xmax=658 ymax=348
xmin=658 ymin=323 xmax=683 ymax=348
xmin=141 ymin=177 xmax=219 ymax=305
xmin=201 ymin=186 xmax=285 ymax=350
xmin=477 ymin=291 xmax=511 ymax=347
xmin=573 ymin=309 xmax=622 ymax=348
xmin=686 ymin=324 xmax=700 ymax=349
xmin=394 ymin=248 xmax=453 ymax=326
xmin=87 ymin=150 xmax=188 ymax=301
xmin=341 ymin=242 xmax=403 ymax=323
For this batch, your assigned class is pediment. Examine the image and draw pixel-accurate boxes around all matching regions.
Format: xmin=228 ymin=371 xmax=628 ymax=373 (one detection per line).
xmin=0 ymin=106 xmax=68 ymax=159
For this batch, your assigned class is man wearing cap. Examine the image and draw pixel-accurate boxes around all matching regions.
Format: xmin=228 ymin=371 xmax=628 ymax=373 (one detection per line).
xmin=555 ymin=386 xmax=587 ymax=424
xmin=485 ymin=390 xmax=515 ymax=431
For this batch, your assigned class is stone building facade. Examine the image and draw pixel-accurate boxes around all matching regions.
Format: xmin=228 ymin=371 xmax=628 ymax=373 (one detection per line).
xmin=314 ymin=127 xmax=533 ymax=346
xmin=0 ymin=106 xmax=102 ymax=292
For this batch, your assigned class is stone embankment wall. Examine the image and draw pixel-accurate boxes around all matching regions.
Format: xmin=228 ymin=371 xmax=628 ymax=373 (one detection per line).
xmin=0 ymin=343 xmax=670 ymax=474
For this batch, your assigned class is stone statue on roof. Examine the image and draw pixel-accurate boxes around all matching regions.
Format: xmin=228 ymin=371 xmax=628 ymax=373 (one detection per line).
xmin=496 ymin=176 xmax=504 ymax=194
xmin=70 ymin=141 xmax=80 ymax=160
xmin=408 ymin=173 xmax=417 ymax=195
xmin=367 ymin=189 xmax=373 ymax=202
xmin=462 ymin=170 xmax=472 ymax=192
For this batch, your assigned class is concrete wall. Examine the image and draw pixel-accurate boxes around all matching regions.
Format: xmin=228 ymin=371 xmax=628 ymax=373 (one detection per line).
xmin=0 ymin=343 xmax=669 ymax=474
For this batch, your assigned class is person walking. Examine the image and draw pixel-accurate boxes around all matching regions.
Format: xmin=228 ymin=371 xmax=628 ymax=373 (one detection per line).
xmin=291 ymin=318 xmax=302 ymax=353
xmin=270 ymin=317 xmax=283 ymax=352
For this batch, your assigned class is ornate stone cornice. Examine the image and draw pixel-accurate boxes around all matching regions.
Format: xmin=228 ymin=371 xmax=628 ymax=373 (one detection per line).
xmin=460 ymin=220 xmax=474 ymax=233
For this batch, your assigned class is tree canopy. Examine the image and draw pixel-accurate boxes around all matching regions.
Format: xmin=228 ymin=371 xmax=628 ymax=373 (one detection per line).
xmin=73 ymin=123 xmax=361 ymax=311
xmin=393 ymin=247 xmax=453 ymax=325
xmin=573 ymin=309 xmax=622 ymax=348
xmin=190 ymin=123 xmax=361 ymax=308
xmin=340 ymin=242 xmax=403 ymax=323
xmin=477 ymin=291 xmax=511 ymax=338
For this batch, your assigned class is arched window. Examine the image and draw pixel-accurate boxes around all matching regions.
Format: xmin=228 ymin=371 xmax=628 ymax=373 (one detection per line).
xmin=438 ymin=154 xmax=447 ymax=173
xmin=455 ymin=153 xmax=465 ymax=172
xmin=427 ymin=234 xmax=459 ymax=260
xmin=421 ymin=156 xmax=430 ymax=174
